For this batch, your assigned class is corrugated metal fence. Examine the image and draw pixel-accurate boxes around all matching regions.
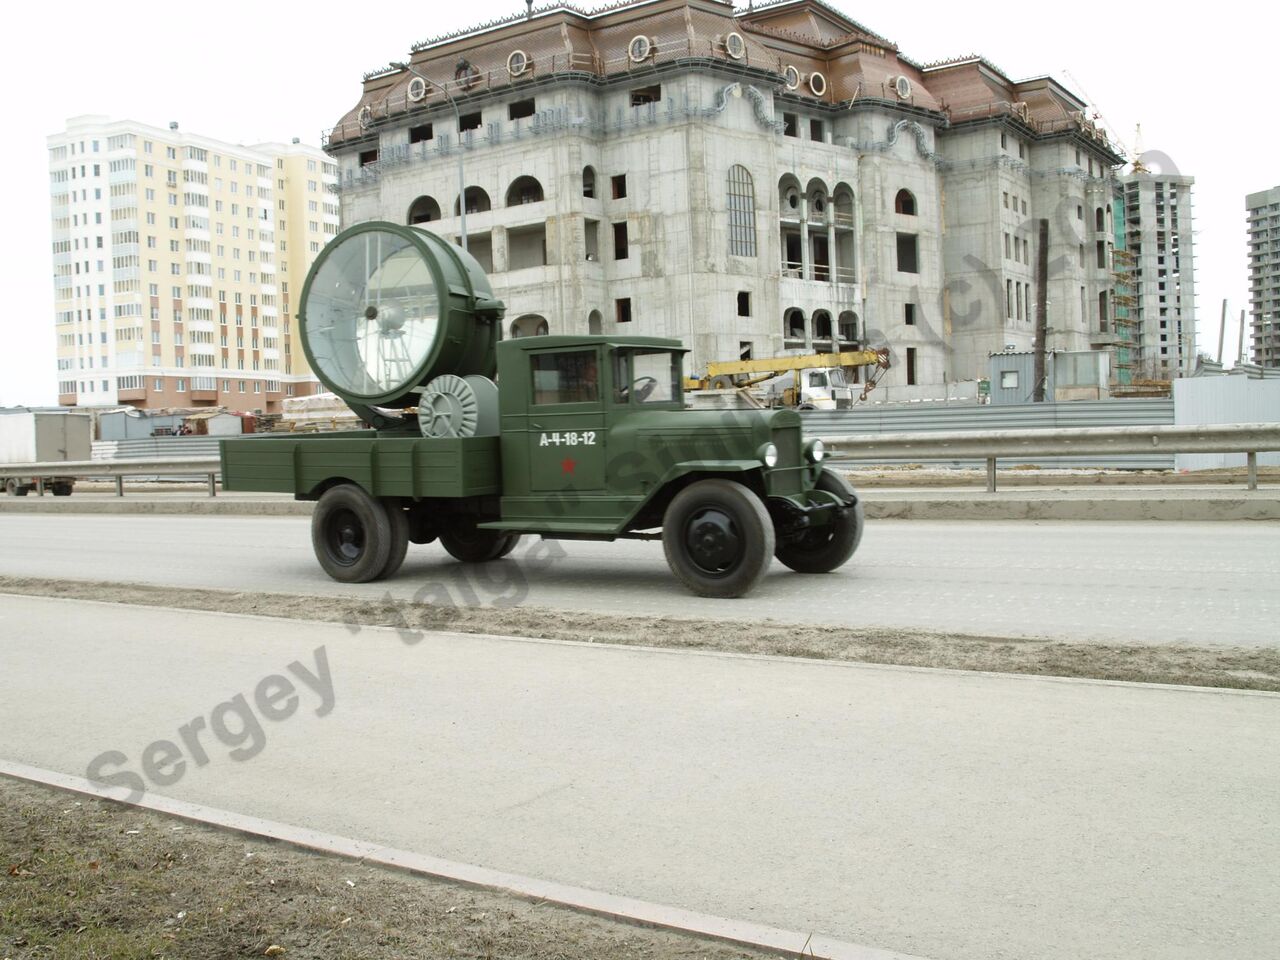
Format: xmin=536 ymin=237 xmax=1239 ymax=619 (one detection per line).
xmin=804 ymin=399 xmax=1177 ymax=468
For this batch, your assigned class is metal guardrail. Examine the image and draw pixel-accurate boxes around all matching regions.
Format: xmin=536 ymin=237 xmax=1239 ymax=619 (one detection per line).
xmin=2 ymin=424 xmax=1277 ymax=498
xmin=0 ymin=458 xmax=221 ymax=497
xmin=816 ymin=423 xmax=1280 ymax=491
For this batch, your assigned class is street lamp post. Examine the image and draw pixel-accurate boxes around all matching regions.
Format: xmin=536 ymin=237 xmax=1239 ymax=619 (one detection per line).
xmin=389 ymin=61 xmax=467 ymax=252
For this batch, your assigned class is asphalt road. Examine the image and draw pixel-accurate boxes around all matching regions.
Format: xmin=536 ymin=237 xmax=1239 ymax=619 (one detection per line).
xmin=2 ymin=596 xmax=1276 ymax=960
xmin=1 ymin=513 xmax=1276 ymax=645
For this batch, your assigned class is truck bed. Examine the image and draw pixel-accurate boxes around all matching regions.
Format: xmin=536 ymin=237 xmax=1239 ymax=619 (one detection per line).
xmin=220 ymin=432 xmax=501 ymax=499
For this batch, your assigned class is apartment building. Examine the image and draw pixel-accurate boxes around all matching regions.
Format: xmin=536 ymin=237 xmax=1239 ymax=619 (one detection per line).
xmin=1246 ymin=185 xmax=1280 ymax=368
xmin=321 ymin=0 xmax=1127 ymax=395
xmin=48 ymin=116 xmax=339 ymax=411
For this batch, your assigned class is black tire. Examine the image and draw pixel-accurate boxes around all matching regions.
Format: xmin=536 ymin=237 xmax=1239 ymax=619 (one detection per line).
xmin=9 ymin=480 xmax=29 ymax=497
xmin=775 ymin=469 xmax=863 ymax=574
xmin=311 ymin=484 xmax=393 ymax=583
xmin=51 ymin=484 xmax=73 ymax=497
xmin=439 ymin=515 xmax=521 ymax=563
xmin=379 ymin=499 xmax=411 ymax=579
xmin=662 ymin=478 xmax=774 ymax=598
xmin=4 ymin=480 xmax=17 ymax=497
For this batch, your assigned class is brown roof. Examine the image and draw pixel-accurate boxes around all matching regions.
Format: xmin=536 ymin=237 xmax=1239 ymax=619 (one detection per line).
xmin=325 ymin=0 xmax=1114 ymax=155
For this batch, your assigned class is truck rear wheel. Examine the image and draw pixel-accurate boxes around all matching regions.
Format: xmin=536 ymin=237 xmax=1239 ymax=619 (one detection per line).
xmin=51 ymin=483 xmax=73 ymax=497
xmin=662 ymin=478 xmax=774 ymax=598
xmin=311 ymin=484 xmax=393 ymax=583
xmin=380 ymin=500 xmax=411 ymax=579
xmin=775 ymin=470 xmax=863 ymax=574
xmin=440 ymin=516 xmax=521 ymax=563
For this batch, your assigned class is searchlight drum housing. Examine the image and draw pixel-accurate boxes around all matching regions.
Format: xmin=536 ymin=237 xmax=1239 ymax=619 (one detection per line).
xmin=299 ymin=221 xmax=504 ymax=428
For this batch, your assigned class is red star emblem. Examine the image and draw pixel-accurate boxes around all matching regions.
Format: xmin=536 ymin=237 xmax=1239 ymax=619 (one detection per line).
xmin=560 ymin=457 xmax=576 ymax=474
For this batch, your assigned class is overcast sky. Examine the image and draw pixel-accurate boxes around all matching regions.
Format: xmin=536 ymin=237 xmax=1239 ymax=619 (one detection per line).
xmin=2 ymin=0 xmax=1270 ymax=406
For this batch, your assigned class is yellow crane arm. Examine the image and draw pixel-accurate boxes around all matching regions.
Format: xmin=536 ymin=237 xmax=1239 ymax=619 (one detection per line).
xmin=703 ymin=349 xmax=885 ymax=379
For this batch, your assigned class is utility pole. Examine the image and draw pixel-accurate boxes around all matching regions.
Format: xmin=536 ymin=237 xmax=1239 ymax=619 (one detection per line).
xmin=1032 ymin=218 xmax=1049 ymax=402
xmin=1238 ymin=309 xmax=1246 ymax=365
xmin=1217 ymin=299 xmax=1227 ymax=363
xmin=389 ymin=61 xmax=467 ymax=253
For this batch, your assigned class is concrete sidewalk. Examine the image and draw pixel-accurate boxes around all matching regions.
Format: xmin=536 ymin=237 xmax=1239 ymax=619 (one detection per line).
xmin=2 ymin=484 xmax=1278 ymax=520
xmin=1 ymin=595 xmax=1276 ymax=960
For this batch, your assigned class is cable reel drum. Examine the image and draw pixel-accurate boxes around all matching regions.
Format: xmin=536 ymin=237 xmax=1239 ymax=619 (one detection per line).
xmin=299 ymin=221 xmax=504 ymax=431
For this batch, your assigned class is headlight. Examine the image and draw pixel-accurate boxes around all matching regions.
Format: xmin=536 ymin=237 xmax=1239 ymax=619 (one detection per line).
xmin=805 ymin=439 xmax=826 ymax=463
xmin=758 ymin=442 xmax=779 ymax=468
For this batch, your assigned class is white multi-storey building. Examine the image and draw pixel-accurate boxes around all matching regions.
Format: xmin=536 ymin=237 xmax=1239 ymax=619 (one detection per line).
xmin=48 ymin=116 xmax=339 ymax=411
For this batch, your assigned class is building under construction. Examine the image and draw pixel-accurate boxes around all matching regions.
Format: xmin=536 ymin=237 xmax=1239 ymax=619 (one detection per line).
xmin=324 ymin=0 xmax=1128 ymax=396
xmin=1246 ymin=185 xmax=1280 ymax=368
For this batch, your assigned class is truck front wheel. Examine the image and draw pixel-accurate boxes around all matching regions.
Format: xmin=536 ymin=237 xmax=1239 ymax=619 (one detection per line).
xmin=775 ymin=470 xmax=863 ymax=574
xmin=6 ymin=480 xmax=28 ymax=497
xmin=440 ymin=516 xmax=521 ymax=563
xmin=311 ymin=484 xmax=393 ymax=583
xmin=662 ymin=479 xmax=774 ymax=598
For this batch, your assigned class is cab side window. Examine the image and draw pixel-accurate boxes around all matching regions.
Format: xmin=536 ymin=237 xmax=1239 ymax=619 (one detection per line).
xmin=531 ymin=350 xmax=599 ymax=405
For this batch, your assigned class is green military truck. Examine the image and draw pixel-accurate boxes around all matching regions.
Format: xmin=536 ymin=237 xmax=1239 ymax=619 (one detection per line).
xmin=221 ymin=222 xmax=863 ymax=598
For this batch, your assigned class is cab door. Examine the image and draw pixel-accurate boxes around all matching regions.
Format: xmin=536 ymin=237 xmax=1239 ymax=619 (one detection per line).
xmin=527 ymin=346 xmax=607 ymax=491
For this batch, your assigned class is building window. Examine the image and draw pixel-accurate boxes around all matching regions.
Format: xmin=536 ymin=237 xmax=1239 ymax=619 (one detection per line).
xmin=358 ymin=149 xmax=378 ymax=167
xmin=611 ymin=174 xmax=627 ymax=200
xmin=904 ymin=303 xmax=916 ymax=326
xmin=906 ymin=347 xmax=917 ymax=386
xmin=783 ymin=113 xmax=798 ymax=138
xmin=508 ymin=99 xmax=535 ymax=120
xmin=894 ymin=189 xmax=917 ymax=216
xmin=809 ymin=118 xmax=825 ymax=141
xmin=459 ymin=112 xmax=482 ymax=132
xmin=1006 ymin=280 xmax=1013 ymax=319
xmin=612 ymin=222 xmax=629 ymax=259
xmin=505 ymin=176 xmax=544 ymax=206
xmin=582 ymin=166 xmax=596 ymax=198
xmin=895 ymin=233 xmax=918 ymax=274
xmin=629 ymin=85 xmax=660 ymax=106
xmin=407 ymin=195 xmax=441 ymax=224
xmin=737 ymin=291 xmax=751 ymax=317
xmin=727 ymin=165 xmax=757 ymax=258
xmin=615 ymin=298 xmax=632 ymax=324
xmin=408 ymin=124 xmax=433 ymax=143
xmin=1000 ymin=370 xmax=1018 ymax=389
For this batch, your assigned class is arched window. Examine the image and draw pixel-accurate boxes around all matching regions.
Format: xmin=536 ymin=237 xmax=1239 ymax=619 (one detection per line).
xmin=813 ymin=311 xmax=833 ymax=339
xmin=778 ymin=174 xmax=802 ymax=217
xmin=784 ymin=308 xmax=806 ymax=339
xmin=895 ymin=189 xmax=917 ymax=216
xmin=506 ymin=176 xmax=544 ymax=206
xmin=582 ymin=166 xmax=596 ymax=198
xmin=407 ymin=195 xmax=441 ymax=225
xmin=838 ymin=311 xmax=858 ymax=342
xmin=727 ymin=165 xmax=756 ymax=257
xmin=454 ymin=186 xmax=491 ymax=216
xmin=587 ymin=310 xmax=602 ymax=335
xmin=1095 ymin=207 xmax=1104 ymax=231
xmin=510 ymin=315 xmax=549 ymax=338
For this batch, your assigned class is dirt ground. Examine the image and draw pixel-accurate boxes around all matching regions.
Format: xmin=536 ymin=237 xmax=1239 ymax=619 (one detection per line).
xmin=0 ymin=777 xmax=771 ymax=960
xmin=2 ymin=575 xmax=1277 ymax=692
